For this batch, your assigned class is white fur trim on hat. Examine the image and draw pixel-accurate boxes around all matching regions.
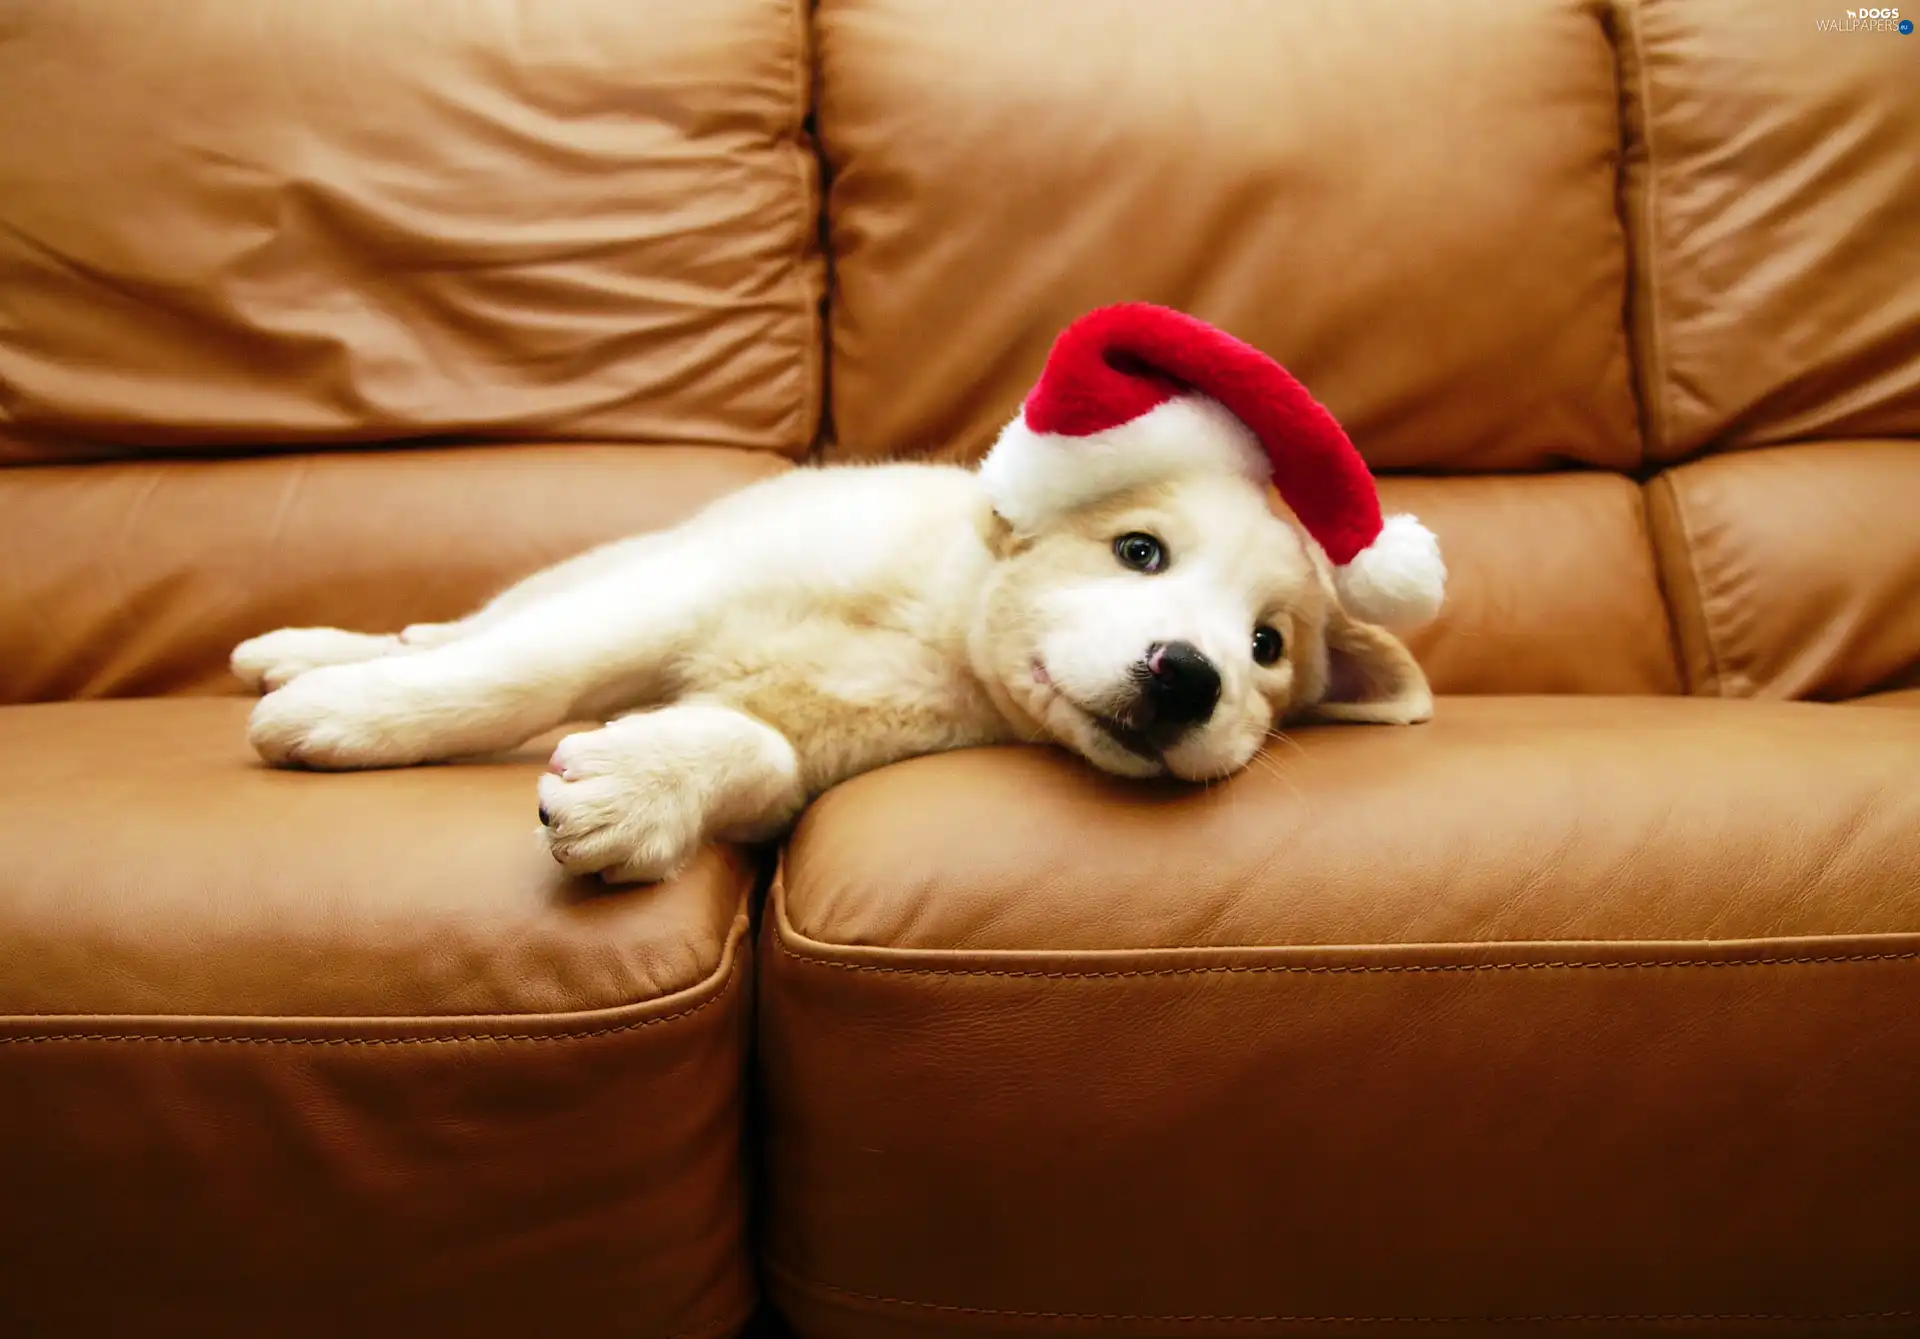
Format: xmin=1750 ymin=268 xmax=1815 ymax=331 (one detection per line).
xmin=1334 ymin=512 xmax=1447 ymax=629
xmin=978 ymin=395 xmax=1268 ymax=534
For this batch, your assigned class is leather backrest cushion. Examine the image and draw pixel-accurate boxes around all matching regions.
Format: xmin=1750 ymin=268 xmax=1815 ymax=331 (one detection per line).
xmin=814 ymin=0 xmax=1641 ymax=474
xmin=1619 ymin=0 xmax=1920 ymax=461
xmin=0 ymin=447 xmax=790 ymax=703
xmin=0 ymin=0 xmax=822 ymax=462
xmin=1384 ymin=473 xmax=1680 ymax=696
xmin=0 ymin=457 xmax=1672 ymax=703
xmin=1647 ymin=442 xmax=1920 ymax=700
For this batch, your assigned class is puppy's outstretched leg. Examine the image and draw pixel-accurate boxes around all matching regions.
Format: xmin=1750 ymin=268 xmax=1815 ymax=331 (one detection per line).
xmin=246 ymin=564 xmax=716 ymax=770
xmin=231 ymin=628 xmax=402 ymax=692
xmin=537 ymin=704 xmax=806 ymax=884
xmin=230 ymin=621 xmax=475 ymax=693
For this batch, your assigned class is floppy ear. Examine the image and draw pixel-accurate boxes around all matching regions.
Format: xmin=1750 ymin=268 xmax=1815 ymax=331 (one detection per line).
xmin=979 ymin=502 xmax=1025 ymax=560
xmin=1300 ymin=606 xmax=1434 ymax=725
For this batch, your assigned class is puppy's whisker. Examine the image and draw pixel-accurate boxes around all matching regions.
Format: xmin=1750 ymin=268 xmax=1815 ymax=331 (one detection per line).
xmin=1246 ymin=749 xmax=1304 ymax=804
xmin=1264 ymin=728 xmax=1309 ymax=760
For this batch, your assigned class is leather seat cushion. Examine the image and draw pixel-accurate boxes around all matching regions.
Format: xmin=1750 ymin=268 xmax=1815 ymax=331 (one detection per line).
xmin=0 ymin=697 xmax=757 ymax=1339
xmin=1851 ymin=688 xmax=1920 ymax=708
xmin=761 ymin=696 xmax=1920 ymax=1336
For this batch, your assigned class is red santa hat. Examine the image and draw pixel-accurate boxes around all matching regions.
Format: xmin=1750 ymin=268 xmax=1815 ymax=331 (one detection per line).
xmin=978 ymin=303 xmax=1446 ymax=628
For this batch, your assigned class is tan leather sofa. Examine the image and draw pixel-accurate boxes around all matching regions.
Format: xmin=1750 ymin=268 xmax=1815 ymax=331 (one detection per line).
xmin=2 ymin=2 xmax=1917 ymax=1337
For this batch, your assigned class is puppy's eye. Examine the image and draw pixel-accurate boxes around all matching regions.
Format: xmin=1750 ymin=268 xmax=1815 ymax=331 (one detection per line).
xmin=1251 ymin=625 xmax=1285 ymax=666
xmin=1113 ymin=532 xmax=1167 ymax=573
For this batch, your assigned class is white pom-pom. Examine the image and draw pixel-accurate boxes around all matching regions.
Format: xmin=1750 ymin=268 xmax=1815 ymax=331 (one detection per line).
xmin=1333 ymin=513 xmax=1447 ymax=629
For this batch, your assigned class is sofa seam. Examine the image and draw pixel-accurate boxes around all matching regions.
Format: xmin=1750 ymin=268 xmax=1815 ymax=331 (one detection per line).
xmin=1615 ymin=0 xmax=1675 ymax=463
xmin=770 ymin=926 xmax=1920 ymax=979
xmin=0 ymin=932 xmax=743 ymax=1047
xmin=1651 ymin=470 xmax=1730 ymax=697
xmin=772 ymin=1267 xmax=1918 ymax=1327
xmin=1634 ymin=474 xmax=1690 ymax=694
xmin=1643 ymin=472 xmax=1709 ymax=695
xmin=784 ymin=0 xmax=822 ymax=461
xmin=1600 ymin=0 xmax=1650 ymax=477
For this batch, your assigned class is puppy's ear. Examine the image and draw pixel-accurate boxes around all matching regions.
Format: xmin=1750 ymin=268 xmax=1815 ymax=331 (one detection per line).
xmin=979 ymin=504 xmax=1024 ymax=560
xmin=1300 ymin=607 xmax=1434 ymax=726
xmin=978 ymin=492 xmax=1044 ymax=560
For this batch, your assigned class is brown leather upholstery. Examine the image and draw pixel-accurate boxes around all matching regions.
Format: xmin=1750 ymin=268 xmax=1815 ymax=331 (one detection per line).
xmin=2 ymin=2 xmax=1917 ymax=1337
xmin=1381 ymin=475 xmax=1680 ymax=696
xmin=763 ymin=698 xmax=1920 ymax=1335
xmin=0 ymin=0 xmax=822 ymax=462
xmin=1850 ymin=688 xmax=1920 ymax=708
xmin=0 ymin=697 xmax=757 ymax=1339
xmin=1647 ymin=442 xmax=1920 ymax=699
xmin=0 ymin=445 xmax=790 ymax=704
xmin=1618 ymin=0 xmax=1920 ymax=461
xmin=815 ymin=0 xmax=1640 ymax=474
xmin=778 ymin=698 xmax=1920 ymax=952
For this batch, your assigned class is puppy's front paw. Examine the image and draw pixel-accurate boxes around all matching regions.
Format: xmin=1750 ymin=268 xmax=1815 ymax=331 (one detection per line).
xmin=248 ymin=663 xmax=425 ymax=770
xmin=231 ymin=627 xmax=398 ymax=694
xmin=537 ymin=722 xmax=706 ymax=884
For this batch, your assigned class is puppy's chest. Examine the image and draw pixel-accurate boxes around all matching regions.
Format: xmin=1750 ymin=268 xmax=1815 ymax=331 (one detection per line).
xmin=681 ymin=595 xmax=1009 ymax=790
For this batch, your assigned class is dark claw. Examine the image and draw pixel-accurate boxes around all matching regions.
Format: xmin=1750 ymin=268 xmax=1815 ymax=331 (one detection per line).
xmin=538 ymin=803 xmax=553 ymax=827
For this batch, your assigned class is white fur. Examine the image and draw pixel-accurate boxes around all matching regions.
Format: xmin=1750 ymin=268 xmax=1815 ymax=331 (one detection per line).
xmin=539 ymin=706 xmax=804 ymax=883
xmin=978 ymin=395 xmax=1268 ymax=534
xmin=231 ymin=628 xmax=403 ymax=692
xmin=235 ymin=458 xmax=1435 ymax=884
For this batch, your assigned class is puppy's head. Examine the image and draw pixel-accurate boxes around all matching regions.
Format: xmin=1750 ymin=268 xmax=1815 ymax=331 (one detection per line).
xmin=968 ymin=304 xmax=1446 ymax=781
xmin=972 ymin=468 xmax=1434 ymax=782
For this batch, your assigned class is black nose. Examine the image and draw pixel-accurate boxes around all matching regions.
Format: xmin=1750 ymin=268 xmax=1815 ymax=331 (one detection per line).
xmin=1141 ymin=640 xmax=1221 ymax=730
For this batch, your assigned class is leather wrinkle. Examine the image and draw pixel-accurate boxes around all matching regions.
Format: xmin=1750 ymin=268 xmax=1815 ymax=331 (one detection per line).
xmin=0 ymin=0 xmax=824 ymax=459
xmin=1650 ymin=442 xmax=1920 ymax=701
xmin=1707 ymin=342 xmax=1920 ymax=453
xmin=1619 ymin=0 xmax=1920 ymax=457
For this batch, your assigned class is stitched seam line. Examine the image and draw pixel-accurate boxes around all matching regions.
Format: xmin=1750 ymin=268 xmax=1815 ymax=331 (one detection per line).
xmin=775 ymin=1267 xmax=1904 ymax=1321
xmin=660 ymin=1302 xmax=758 ymax=1339
xmin=772 ymin=929 xmax=1920 ymax=979
xmin=775 ymin=1267 xmax=1918 ymax=1326
xmin=0 ymin=950 xmax=739 ymax=1047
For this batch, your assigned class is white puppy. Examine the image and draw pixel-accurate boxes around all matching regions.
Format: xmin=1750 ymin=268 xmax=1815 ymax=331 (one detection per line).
xmin=232 ymin=306 xmax=1446 ymax=884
